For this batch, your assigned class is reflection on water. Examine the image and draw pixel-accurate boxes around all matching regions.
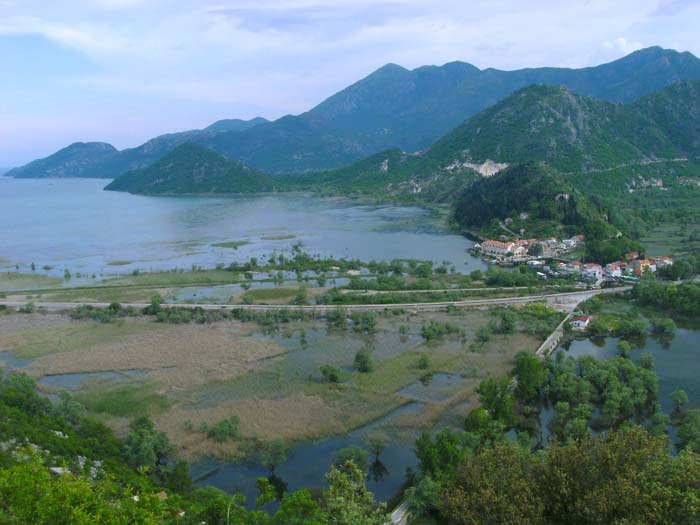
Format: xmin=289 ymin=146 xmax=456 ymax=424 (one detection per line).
xmin=193 ymin=402 xmax=422 ymax=507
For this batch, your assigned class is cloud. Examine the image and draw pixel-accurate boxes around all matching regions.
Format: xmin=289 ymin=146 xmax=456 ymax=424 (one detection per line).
xmin=604 ymin=37 xmax=645 ymax=55
xmin=0 ymin=0 xmax=699 ymax=164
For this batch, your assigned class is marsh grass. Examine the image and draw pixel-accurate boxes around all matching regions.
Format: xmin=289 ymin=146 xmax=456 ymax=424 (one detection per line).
xmin=261 ymin=234 xmax=297 ymax=241
xmin=0 ymin=272 xmax=62 ymax=292
xmin=242 ymin=287 xmax=299 ymax=303
xmin=77 ymin=383 xmax=171 ymax=417
xmin=212 ymin=240 xmax=251 ymax=249
xmin=0 ymin=319 xmax=159 ymax=358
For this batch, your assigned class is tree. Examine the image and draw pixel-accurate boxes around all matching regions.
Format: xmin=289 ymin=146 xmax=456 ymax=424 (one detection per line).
xmin=123 ymin=416 xmax=173 ymax=471
xmin=513 ymin=352 xmax=546 ymax=402
xmin=353 ymin=348 xmax=374 ymax=373
xmin=440 ymin=442 xmax=542 ymax=525
xmin=617 ymin=340 xmax=632 ymax=358
xmin=672 ymin=389 xmax=689 ymax=415
xmin=417 ymin=354 xmax=431 ymax=370
xmin=678 ymin=410 xmax=700 ymax=453
xmin=259 ymin=440 xmax=287 ymax=474
xmin=475 ymin=376 xmax=517 ymax=426
xmin=334 ymin=446 xmax=370 ymax=474
xmin=324 ymin=461 xmax=387 ymax=525
xmin=320 ymin=364 xmax=341 ymax=383
xmin=364 ymin=434 xmax=388 ymax=461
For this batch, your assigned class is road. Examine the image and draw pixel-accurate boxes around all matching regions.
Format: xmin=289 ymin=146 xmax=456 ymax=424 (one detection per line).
xmin=0 ymin=287 xmax=629 ymax=314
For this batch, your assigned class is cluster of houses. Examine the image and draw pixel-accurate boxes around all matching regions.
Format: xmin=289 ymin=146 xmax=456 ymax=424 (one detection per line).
xmin=473 ymin=235 xmax=585 ymax=262
xmin=472 ymin=236 xmax=674 ymax=285
xmin=557 ymin=253 xmax=674 ymax=282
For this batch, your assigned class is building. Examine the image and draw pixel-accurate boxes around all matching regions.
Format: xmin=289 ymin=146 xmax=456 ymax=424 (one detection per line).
xmin=654 ymin=256 xmax=674 ymax=268
xmin=604 ymin=263 xmax=622 ymax=278
xmin=564 ymin=261 xmax=583 ymax=274
xmin=571 ymin=315 xmax=590 ymax=330
xmin=631 ymin=259 xmax=657 ymax=276
xmin=581 ymin=263 xmax=603 ymax=280
xmin=480 ymin=240 xmax=516 ymax=257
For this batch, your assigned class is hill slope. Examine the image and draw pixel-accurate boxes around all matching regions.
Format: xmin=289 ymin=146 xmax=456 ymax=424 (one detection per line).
xmin=104 ymin=143 xmax=273 ymax=194
xmin=426 ymin=80 xmax=700 ymax=174
xmin=6 ymin=142 xmax=118 ymax=179
xmin=13 ymin=47 xmax=700 ymax=178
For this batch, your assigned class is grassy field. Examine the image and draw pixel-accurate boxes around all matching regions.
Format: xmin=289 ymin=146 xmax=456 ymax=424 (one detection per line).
xmin=105 ymin=269 xmax=243 ymax=287
xmin=37 ymin=286 xmax=174 ymax=303
xmin=1 ymin=305 xmax=546 ymax=459
xmin=242 ymin=287 xmax=300 ymax=303
xmin=0 ymin=319 xmax=159 ymax=358
xmin=76 ymin=383 xmax=171 ymax=418
xmin=0 ymin=272 xmax=62 ymax=292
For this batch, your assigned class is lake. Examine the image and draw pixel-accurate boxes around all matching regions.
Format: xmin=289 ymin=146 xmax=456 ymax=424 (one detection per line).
xmin=0 ymin=177 xmax=484 ymax=280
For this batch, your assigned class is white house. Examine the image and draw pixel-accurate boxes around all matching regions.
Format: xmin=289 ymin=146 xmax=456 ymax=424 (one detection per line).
xmin=481 ymin=240 xmax=516 ymax=257
xmin=604 ymin=263 xmax=622 ymax=278
xmin=581 ymin=263 xmax=603 ymax=280
xmin=570 ymin=315 xmax=590 ymax=330
xmin=654 ymin=256 xmax=674 ymax=268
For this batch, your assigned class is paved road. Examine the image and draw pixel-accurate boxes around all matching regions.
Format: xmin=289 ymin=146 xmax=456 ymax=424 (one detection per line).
xmin=0 ymin=287 xmax=629 ymax=314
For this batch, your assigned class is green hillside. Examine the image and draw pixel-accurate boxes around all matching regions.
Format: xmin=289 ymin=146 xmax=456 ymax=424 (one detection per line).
xmin=453 ymin=163 xmax=604 ymax=236
xmin=426 ymin=84 xmax=691 ymax=173
xmin=104 ymin=143 xmax=273 ymax=194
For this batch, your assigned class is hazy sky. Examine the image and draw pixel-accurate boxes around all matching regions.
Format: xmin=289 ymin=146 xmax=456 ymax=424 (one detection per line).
xmin=2 ymin=0 xmax=700 ymax=166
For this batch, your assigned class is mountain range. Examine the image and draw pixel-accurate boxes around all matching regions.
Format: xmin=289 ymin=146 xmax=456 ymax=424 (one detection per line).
xmin=7 ymin=46 xmax=700 ymax=179
xmin=104 ymin=78 xmax=700 ymax=201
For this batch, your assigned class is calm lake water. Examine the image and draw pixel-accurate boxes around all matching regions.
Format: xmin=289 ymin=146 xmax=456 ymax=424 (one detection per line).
xmin=0 ymin=177 xmax=484 ymax=279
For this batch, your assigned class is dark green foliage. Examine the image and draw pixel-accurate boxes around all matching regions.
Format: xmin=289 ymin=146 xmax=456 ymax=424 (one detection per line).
xmin=421 ymin=320 xmax=463 ymax=343
xmin=258 ymin=439 xmax=287 ymax=474
xmin=320 ymin=364 xmax=341 ymax=383
xmin=350 ymin=311 xmax=377 ymax=335
xmin=439 ymin=428 xmax=700 ymax=525
xmin=634 ymin=280 xmax=700 ymax=317
xmin=106 ymin=143 xmax=274 ymax=194
xmin=353 ymin=347 xmax=374 ymax=373
xmin=334 ymin=446 xmax=370 ymax=474
xmin=454 ymin=163 xmax=606 ymax=236
xmin=123 ymin=416 xmax=173 ymax=470
xmin=207 ymin=416 xmax=240 ymax=442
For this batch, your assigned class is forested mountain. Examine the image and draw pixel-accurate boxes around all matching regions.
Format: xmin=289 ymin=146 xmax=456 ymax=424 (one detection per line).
xmin=426 ymin=81 xmax=700 ymax=173
xmin=5 ymin=142 xmax=117 ymax=179
xmin=107 ymin=79 xmax=700 ymax=203
xmin=104 ymin=143 xmax=273 ymax=194
xmin=9 ymin=46 xmax=700 ymax=178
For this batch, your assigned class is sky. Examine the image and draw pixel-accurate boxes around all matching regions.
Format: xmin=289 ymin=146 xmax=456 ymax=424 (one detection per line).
xmin=1 ymin=0 xmax=700 ymax=166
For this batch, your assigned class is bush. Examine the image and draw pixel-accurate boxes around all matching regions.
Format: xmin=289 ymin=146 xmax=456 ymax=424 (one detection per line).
xmin=421 ymin=320 xmax=463 ymax=343
xmin=320 ymin=364 xmax=341 ymax=383
xmin=207 ymin=416 xmax=240 ymax=442
xmin=353 ymin=348 xmax=374 ymax=373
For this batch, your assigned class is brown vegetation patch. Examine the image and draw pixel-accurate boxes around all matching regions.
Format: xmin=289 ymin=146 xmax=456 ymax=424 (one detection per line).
xmin=156 ymin=394 xmax=341 ymax=460
xmin=25 ymin=320 xmax=286 ymax=389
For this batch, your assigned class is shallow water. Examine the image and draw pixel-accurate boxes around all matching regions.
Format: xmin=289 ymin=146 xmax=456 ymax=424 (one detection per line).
xmin=561 ymin=328 xmax=700 ymax=413
xmin=0 ymin=177 xmax=484 ymax=280
xmin=193 ymin=402 xmax=422 ymax=506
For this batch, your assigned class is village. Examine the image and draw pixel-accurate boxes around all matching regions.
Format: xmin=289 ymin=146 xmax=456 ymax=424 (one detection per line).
xmin=471 ymin=236 xmax=674 ymax=286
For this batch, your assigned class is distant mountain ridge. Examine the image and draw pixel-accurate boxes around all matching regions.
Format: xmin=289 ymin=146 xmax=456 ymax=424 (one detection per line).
xmin=8 ymin=46 xmax=700 ymax=178
xmin=5 ymin=117 xmax=268 ymax=179
xmin=106 ymin=79 xmax=700 ymax=198
xmin=5 ymin=142 xmax=118 ymax=179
